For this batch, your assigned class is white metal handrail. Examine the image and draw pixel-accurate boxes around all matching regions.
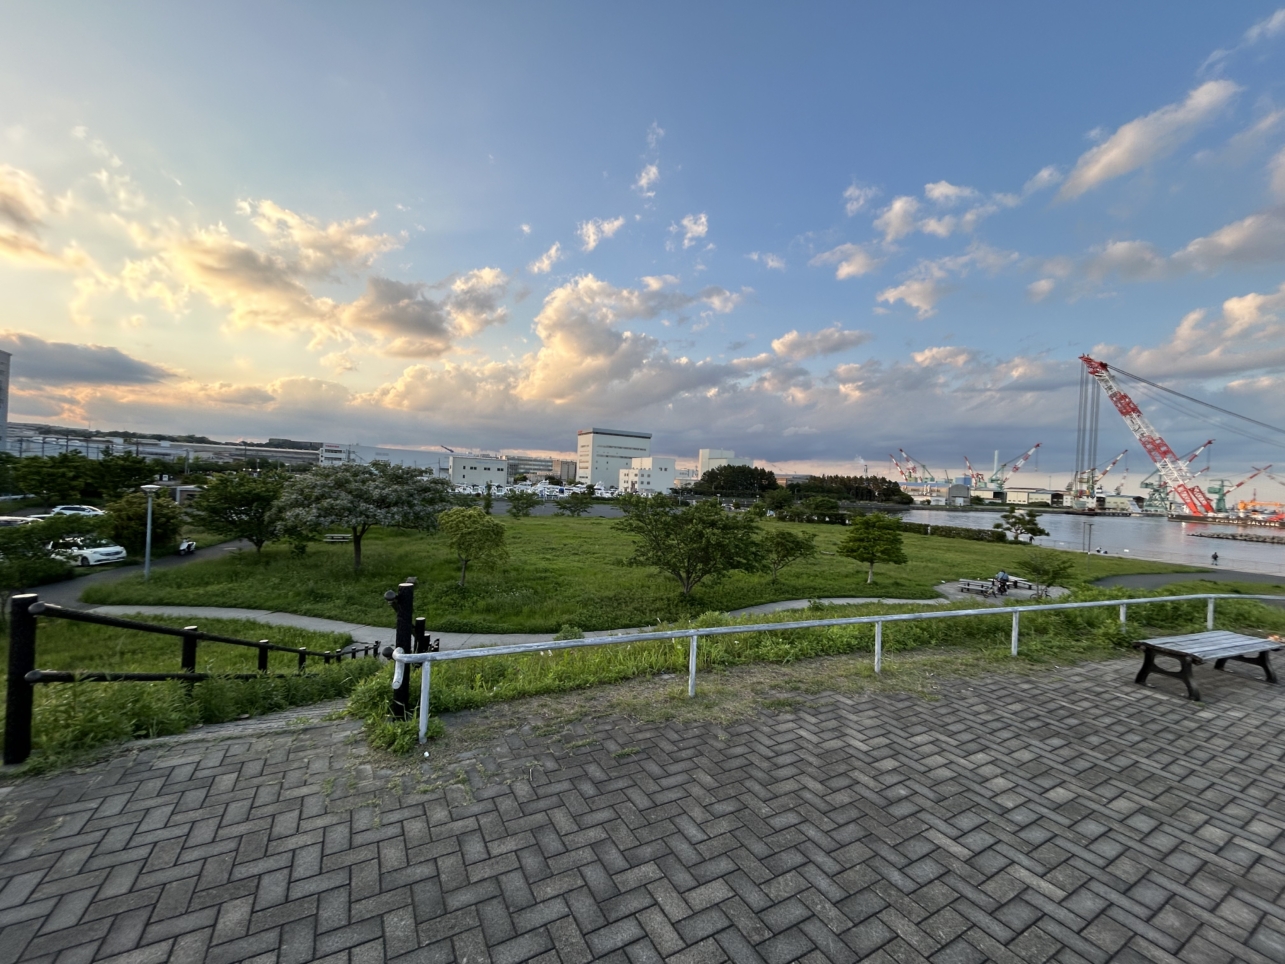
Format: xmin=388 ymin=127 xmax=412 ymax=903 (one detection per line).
xmin=392 ymin=592 xmax=1285 ymax=743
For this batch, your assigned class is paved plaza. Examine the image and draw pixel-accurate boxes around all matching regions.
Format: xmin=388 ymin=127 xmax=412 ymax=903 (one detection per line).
xmin=1 ymin=657 xmax=1283 ymax=964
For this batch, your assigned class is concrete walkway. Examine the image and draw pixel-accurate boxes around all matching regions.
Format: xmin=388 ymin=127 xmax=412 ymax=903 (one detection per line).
xmin=3 ymin=655 xmax=1284 ymax=963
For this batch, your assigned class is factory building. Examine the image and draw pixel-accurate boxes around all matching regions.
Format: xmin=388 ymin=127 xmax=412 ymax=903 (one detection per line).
xmin=448 ymin=455 xmax=509 ymax=486
xmin=577 ymin=427 xmax=651 ymax=488
xmin=619 ymin=457 xmax=676 ymax=495
xmin=697 ymin=448 xmax=749 ymax=477
xmin=318 ymin=443 xmax=440 ymax=470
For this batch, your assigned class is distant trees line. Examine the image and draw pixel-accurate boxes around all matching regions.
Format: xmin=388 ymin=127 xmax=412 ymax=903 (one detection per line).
xmin=688 ymin=464 xmax=912 ymax=504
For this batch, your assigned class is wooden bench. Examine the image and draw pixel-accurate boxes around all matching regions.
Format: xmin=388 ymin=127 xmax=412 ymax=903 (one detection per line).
xmin=1135 ymin=631 xmax=1281 ymax=701
xmin=958 ymin=579 xmax=996 ymax=596
xmin=323 ymin=534 xmax=353 ymax=543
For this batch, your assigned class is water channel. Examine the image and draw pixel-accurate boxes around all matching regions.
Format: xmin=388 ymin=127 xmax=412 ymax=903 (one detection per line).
xmin=897 ymin=508 xmax=1285 ymax=577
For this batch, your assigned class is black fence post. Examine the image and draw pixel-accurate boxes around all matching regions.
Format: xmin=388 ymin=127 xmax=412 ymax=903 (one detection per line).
xmin=391 ymin=581 xmax=415 ymax=720
xmin=181 ymin=626 xmax=198 ymax=674
xmin=258 ymin=642 xmax=269 ymax=673
xmin=297 ymin=647 xmax=307 ymax=673
xmin=413 ymin=617 xmax=426 ymax=655
xmin=4 ymin=594 xmax=38 ymax=765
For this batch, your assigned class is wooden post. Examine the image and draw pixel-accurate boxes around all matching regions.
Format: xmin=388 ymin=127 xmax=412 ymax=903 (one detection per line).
xmin=4 ymin=594 xmax=38 ymax=765
xmin=258 ymin=642 xmax=270 ymax=673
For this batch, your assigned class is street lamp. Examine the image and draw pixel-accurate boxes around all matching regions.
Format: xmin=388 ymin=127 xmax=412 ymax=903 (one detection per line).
xmin=141 ymin=484 xmax=162 ymax=580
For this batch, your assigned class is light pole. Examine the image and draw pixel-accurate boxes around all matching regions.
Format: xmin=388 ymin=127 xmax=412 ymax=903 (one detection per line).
xmin=141 ymin=484 xmax=162 ymax=580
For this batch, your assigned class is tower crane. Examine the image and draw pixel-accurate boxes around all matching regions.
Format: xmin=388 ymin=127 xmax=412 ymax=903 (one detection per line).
xmin=988 ymin=443 xmax=1041 ymax=488
xmin=1138 ymin=440 xmax=1213 ymax=513
xmin=1092 ymin=449 xmax=1128 ymax=494
xmin=1079 ymin=356 xmax=1214 ymax=516
xmin=1207 ymin=465 xmax=1273 ymax=513
xmin=962 ymin=455 xmax=986 ymax=487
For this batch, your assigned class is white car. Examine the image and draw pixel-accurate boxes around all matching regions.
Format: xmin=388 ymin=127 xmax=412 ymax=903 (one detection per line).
xmin=0 ymin=516 xmax=38 ymax=527
xmin=51 ymin=505 xmax=107 ymax=517
xmin=49 ymin=538 xmax=128 ymax=567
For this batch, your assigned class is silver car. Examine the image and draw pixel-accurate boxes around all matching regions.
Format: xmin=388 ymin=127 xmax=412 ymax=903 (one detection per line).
xmin=49 ymin=537 xmax=128 ymax=567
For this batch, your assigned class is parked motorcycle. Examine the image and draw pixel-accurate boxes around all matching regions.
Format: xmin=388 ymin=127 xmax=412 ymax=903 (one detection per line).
xmin=177 ymin=538 xmax=197 ymax=555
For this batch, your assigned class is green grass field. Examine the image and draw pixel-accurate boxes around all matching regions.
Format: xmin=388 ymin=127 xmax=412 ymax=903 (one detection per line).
xmin=81 ymin=516 xmax=1199 ymax=632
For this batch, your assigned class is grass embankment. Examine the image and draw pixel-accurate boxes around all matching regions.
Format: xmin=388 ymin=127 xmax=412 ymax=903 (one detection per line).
xmin=0 ymin=616 xmax=379 ymax=773
xmin=82 ymin=517 xmax=1196 ymax=633
xmin=354 ymin=585 xmax=1285 ymax=753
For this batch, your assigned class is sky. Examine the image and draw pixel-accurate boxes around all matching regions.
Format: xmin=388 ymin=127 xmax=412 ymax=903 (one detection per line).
xmin=4 ymin=2 xmax=1285 ymax=494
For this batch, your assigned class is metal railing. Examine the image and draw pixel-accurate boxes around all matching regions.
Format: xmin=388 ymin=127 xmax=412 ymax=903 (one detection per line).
xmin=3 ymin=593 xmax=379 ymax=765
xmin=392 ymin=592 xmax=1285 ymax=744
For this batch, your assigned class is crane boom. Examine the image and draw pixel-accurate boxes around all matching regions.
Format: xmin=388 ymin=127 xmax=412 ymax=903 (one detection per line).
xmin=1079 ymin=355 xmax=1214 ymax=515
xmin=1003 ymin=443 xmax=1041 ymax=484
xmin=1094 ymin=449 xmax=1128 ymax=487
xmin=888 ymin=454 xmax=908 ymax=483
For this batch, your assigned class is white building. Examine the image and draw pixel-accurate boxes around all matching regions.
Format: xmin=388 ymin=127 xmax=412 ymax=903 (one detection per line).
xmin=577 ymin=427 xmax=651 ymax=488
xmin=319 ymin=442 xmax=440 ymax=471
xmin=448 ymin=455 xmax=508 ymax=486
xmin=619 ymin=457 xmax=676 ymax=494
xmin=697 ymin=448 xmax=750 ymax=477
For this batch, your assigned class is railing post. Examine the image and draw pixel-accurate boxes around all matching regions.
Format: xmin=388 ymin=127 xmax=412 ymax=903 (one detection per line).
xmin=1119 ymin=604 xmax=1127 ymax=627
xmin=181 ymin=626 xmax=198 ymax=674
xmin=1207 ymin=598 xmax=1215 ymax=631
xmin=392 ymin=648 xmax=409 ymax=719
xmin=258 ymin=641 xmax=269 ymax=673
xmin=5 ymin=594 xmax=39 ymax=765
xmin=297 ymin=647 xmax=307 ymax=673
xmin=391 ymin=583 xmax=415 ymax=715
xmin=413 ymin=617 xmax=426 ymax=655
xmin=687 ymin=634 xmax=698 ymax=697
xmin=875 ymin=621 xmax=883 ymax=673
xmin=1011 ymin=611 xmax=1020 ymax=657
xmin=418 ymin=660 xmax=432 ymax=744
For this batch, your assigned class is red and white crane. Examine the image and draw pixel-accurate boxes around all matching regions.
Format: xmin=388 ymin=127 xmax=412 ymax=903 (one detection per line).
xmin=1079 ymin=355 xmax=1214 ymax=516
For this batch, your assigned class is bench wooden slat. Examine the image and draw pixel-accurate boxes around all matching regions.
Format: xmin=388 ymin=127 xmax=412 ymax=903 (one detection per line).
xmin=1139 ymin=630 xmax=1281 ymax=662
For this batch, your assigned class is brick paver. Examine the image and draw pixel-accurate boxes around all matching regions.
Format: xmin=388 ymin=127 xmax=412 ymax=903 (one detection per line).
xmin=2 ymin=657 xmax=1284 ymax=963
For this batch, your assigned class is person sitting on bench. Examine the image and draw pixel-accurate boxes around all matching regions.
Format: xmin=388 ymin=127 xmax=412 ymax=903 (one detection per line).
xmin=994 ymin=570 xmax=1010 ymax=594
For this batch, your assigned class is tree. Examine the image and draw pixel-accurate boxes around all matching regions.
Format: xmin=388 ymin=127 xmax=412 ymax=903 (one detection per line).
xmin=837 ymin=513 xmax=907 ymax=584
xmin=555 ymin=492 xmax=595 ymax=516
xmin=993 ymin=508 xmax=1049 ymax=544
xmin=13 ymin=454 xmax=86 ymax=506
xmin=0 ymin=516 xmax=80 ymax=619
xmin=614 ymin=495 xmax=762 ymax=595
xmin=506 ymin=491 xmax=541 ymax=518
xmin=763 ymin=487 xmax=795 ymax=512
xmin=92 ymin=453 xmax=156 ymax=500
xmin=1015 ymin=547 xmax=1076 ymax=598
xmin=693 ymin=464 xmax=779 ymax=496
xmin=761 ymin=528 xmax=817 ymax=582
xmin=273 ymin=463 xmax=453 ymax=569
xmin=188 ymin=471 xmax=286 ymax=551
xmin=102 ymin=491 xmax=184 ymax=555
xmin=438 ymin=507 xmax=508 ymax=587
xmin=482 ymin=482 xmax=494 ymax=515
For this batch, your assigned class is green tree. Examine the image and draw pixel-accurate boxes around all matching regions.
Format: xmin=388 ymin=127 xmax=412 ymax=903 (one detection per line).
xmin=993 ymin=508 xmax=1049 ymax=544
xmin=188 ymin=471 xmax=287 ymax=551
xmin=13 ymin=455 xmax=86 ymax=506
xmin=614 ymin=495 xmax=762 ymax=595
xmin=1015 ymin=547 xmax=1076 ymax=598
xmin=482 ymin=482 xmax=494 ymax=515
xmin=693 ymin=464 xmax=779 ymax=496
xmin=555 ymin=492 xmax=594 ymax=517
xmin=92 ymin=453 xmax=156 ymax=500
xmin=837 ymin=513 xmax=907 ymax=584
xmin=438 ymin=507 xmax=509 ymax=587
xmin=763 ymin=488 xmax=795 ymax=512
xmin=506 ymin=491 xmax=541 ymax=518
xmin=273 ymin=463 xmax=453 ymax=569
xmin=102 ymin=491 xmax=184 ymax=555
xmin=761 ymin=528 xmax=817 ymax=582
xmin=0 ymin=516 xmax=80 ymax=619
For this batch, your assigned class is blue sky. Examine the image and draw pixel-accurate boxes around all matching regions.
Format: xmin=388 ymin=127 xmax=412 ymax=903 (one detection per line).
xmin=4 ymin=2 xmax=1285 ymax=491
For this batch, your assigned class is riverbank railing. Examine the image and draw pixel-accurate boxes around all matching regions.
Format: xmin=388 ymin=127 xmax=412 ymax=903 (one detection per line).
xmin=392 ymin=592 xmax=1285 ymax=744
xmin=3 ymin=594 xmax=379 ymax=765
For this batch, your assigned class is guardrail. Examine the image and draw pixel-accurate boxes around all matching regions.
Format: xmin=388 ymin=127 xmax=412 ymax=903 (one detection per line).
xmin=3 ymin=593 xmax=379 ymax=765
xmin=392 ymin=592 xmax=1285 ymax=744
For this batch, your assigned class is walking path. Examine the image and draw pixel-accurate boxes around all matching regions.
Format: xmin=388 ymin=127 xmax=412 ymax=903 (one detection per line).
xmin=2 ymin=655 xmax=1283 ymax=963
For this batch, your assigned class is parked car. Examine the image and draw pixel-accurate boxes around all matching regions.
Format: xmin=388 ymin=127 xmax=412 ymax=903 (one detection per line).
xmin=0 ymin=516 xmax=38 ymax=527
xmin=48 ymin=537 xmax=128 ymax=567
xmin=51 ymin=505 xmax=107 ymax=517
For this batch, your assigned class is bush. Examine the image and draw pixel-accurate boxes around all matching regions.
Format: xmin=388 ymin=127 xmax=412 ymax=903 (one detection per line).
xmin=899 ymin=521 xmax=1007 ymax=542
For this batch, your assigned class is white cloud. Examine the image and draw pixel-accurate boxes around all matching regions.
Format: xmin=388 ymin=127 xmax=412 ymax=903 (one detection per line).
xmin=876 ymin=278 xmax=948 ymax=318
xmin=0 ymin=164 xmax=47 ymax=231
xmin=249 ymin=199 xmax=398 ymax=277
xmin=1173 ymin=208 xmax=1285 ymax=272
xmin=809 ymin=243 xmax=881 ymax=280
xmin=520 ymin=223 xmax=532 ymax=235
xmin=641 ymin=274 xmax=679 ymax=291
xmin=1027 ymin=278 xmax=1057 ymax=302
xmin=1059 ymin=80 xmax=1240 ymax=200
xmin=912 ymin=346 xmax=973 ymax=368
xmin=1204 ymin=9 xmax=1285 ymax=73
xmin=843 ymin=183 xmax=879 ymax=215
xmin=1271 ymin=147 xmax=1285 ymax=200
xmin=747 ymin=251 xmax=785 ymax=270
xmin=578 ymin=216 xmax=625 ymax=252
xmin=1023 ymin=166 xmax=1062 ymax=195
xmin=634 ymin=163 xmax=659 ymax=198
xmin=874 ymin=196 xmax=920 ymax=242
xmin=528 ymin=241 xmax=563 ymax=274
xmin=924 ymin=181 xmax=978 ymax=205
xmin=771 ymin=324 xmax=871 ymax=360
xmin=875 ymin=243 xmax=1017 ymax=317
xmin=0 ymin=330 xmax=172 ymax=384
xmin=674 ymin=213 xmax=708 ymax=249
xmin=646 ymin=121 xmax=664 ymax=150
xmin=1085 ymin=239 xmax=1169 ymax=281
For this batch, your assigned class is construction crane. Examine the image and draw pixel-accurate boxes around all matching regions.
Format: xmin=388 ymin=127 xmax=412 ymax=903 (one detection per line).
xmin=899 ymin=449 xmax=936 ymax=483
xmin=888 ymin=454 xmax=909 ymax=483
xmin=988 ymin=443 xmax=1041 ymax=488
xmin=1093 ymin=449 xmax=1128 ymax=492
xmin=1206 ymin=464 xmax=1273 ymax=513
xmin=962 ymin=455 xmax=986 ymax=487
xmin=436 ymin=444 xmax=456 ymax=453
xmin=1080 ymin=355 xmax=1215 ymax=516
xmin=1138 ymin=440 xmax=1213 ymax=513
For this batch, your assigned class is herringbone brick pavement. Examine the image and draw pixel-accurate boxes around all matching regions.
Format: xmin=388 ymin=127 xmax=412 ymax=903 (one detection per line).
xmin=2 ymin=657 xmax=1284 ymax=963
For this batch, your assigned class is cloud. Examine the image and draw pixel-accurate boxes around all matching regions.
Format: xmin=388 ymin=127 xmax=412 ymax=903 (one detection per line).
xmin=747 ymin=251 xmax=785 ymax=270
xmin=528 ymin=241 xmax=563 ymax=274
xmin=912 ymin=346 xmax=974 ymax=368
xmin=1059 ymin=81 xmax=1240 ymax=200
xmin=578 ymin=216 xmax=625 ymax=252
xmin=1027 ymin=278 xmax=1057 ymax=302
xmin=876 ymin=278 xmax=948 ymax=318
xmin=771 ymin=324 xmax=871 ymax=360
xmin=924 ymin=181 xmax=979 ymax=205
xmin=876 ymin=243 xmax=1017 ymax=317
xmin=1172 ymin=208 xmax=1285 ymax=272
xmin=1204 ymin=8 xmax=1285 ymax=73
xmin=201 ymin=382 xmax=276 ymax=405
xmin=646 ymin=121 xmax=664 ymax=150
xmin=809 ymin=243 xmax=881 ymax=280
xmin=843 ymin=184 xmax=879 ymax=215
xmin=1023 ymin=166 xmax=1062 ymax=195
xmin=673 ymin=213 xmax=708 ymax=249
xmin=338 ymin=268 xmax=509 ymax=356
xmin=874 ymin=196 xmax=920 ymax=242
xmin=520 ymin=223 xmax=531 ymax=235
xmin=1271 ymin=147 xmax=1285 ymax=200
xmin=0 ymin=331 xmax=173 ymax=385
xmin=634 ymin=163 xmax=659 ymax=198
xmin=446 ymin=267 xmax=510 ymax=335
xmin=0 ymin=165 xmax=47 ymax=232
xmin=248 ymin=199 xmax=399 ymax=277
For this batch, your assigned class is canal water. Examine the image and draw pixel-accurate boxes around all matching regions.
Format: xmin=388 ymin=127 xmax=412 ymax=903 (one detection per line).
xmin=897 ymin=509 xmax=1285 ymax=577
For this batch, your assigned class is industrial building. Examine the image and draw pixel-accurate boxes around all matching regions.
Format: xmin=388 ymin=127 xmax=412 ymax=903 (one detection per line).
xmin=503 ymin=456 xmax=577 ymax=483
xmin=449 ymin=455 xmax=509 ymax=486
xmin=577 ymin=427 xmax=651 ymax=488
xmin=697 ymin=448 xmax=749 ymax=476
xmin=319 ymin=442 xmax=441 ymax=471
xmin=619 ymin=457 xmax=676 ymax=494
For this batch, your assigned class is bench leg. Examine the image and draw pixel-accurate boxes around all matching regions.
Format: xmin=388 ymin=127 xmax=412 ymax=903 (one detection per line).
xmin=1136 ymin=649 xmax=1202 ymax=701
xmin=1216 ymin=652 xmax=1277 ymax=684
xmin=1135 ymin=648 xmax=1155 ymax=686
xmin=1177 ymin=657 xmax=1201 ymax=702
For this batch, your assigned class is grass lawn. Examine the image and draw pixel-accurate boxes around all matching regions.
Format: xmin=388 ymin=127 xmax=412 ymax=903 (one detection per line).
xmin=83 ymin=516 xmax=1198 ymax=633
xmin=0 ymin=616 xmax=377 ymax=773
